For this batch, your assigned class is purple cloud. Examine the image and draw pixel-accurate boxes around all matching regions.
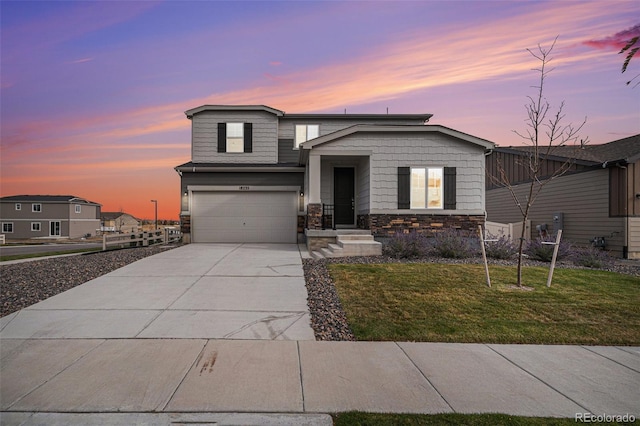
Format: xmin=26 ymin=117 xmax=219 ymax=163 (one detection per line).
xmin=583 ymin=24 xmax=640 ymax=50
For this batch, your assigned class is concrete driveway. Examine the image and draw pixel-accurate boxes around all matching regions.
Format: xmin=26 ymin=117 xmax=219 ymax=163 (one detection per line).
xmin=0 ymin=244 xmax=315 ymax=340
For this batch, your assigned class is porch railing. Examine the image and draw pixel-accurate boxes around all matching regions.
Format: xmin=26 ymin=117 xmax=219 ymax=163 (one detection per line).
xmin=322 ymin=204 xmax=335 ymax=230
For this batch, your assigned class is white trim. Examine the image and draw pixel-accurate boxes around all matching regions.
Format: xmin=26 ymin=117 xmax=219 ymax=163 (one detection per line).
xmin=31 ymin=222 xmax=41 ymax=231
xmin=15 ymin=203 xmax=21 ymax=211
xmin=187 ymin=185 xmax=300 ymax=192
xmin=32 ymin=203 xmax=42 ymax=212
xmin=2 ymin=222 xmax=14 ymax=233
xmin=1 ymin=218 xmax=98 ymax=222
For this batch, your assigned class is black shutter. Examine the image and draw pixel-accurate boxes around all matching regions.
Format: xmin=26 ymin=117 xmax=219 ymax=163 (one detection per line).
xmin=444 ymin=167 xmax=456 ymax=210
xmin=244 ymin=123 xmax=253 ymax=153
xmin=217 ymin=123 xmax=226 ymax=153
xmin=398 ymin=167 xmax=410 ymax=209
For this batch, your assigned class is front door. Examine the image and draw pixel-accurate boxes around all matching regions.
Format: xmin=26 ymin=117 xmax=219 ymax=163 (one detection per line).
xmin=334 ymin=167 xmax=355 ymax=226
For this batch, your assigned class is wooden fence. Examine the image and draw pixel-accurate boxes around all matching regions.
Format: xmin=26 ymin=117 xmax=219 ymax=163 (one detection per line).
xmin=102 ymin=229 xmax=181 ymax=251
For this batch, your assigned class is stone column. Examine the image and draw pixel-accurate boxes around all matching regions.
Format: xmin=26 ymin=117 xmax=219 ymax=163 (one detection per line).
xmin=306 ymin=203 xmax=322 ymax=230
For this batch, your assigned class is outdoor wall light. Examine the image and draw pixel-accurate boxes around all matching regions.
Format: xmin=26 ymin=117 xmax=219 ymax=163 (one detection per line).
xmin=300 ymin=191 xmax=304 ymax=197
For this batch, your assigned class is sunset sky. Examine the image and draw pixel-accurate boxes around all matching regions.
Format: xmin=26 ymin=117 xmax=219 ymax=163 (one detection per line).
xmin=1 ymin=1 xmax=639 ymax=220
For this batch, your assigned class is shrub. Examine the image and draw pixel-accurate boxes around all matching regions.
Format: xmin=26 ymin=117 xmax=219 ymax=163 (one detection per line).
xmin=524 ymin=236 xmax=572 ymax=262
xmin=571 ymin=246 xmax=614 ymax=269
xmin=383 ymin=231 xmax=430 ymax=259
xmin=431 ymin=228 xmax=478 ymax=259
xmin=483 ymin=233 xmax=517 ymax=259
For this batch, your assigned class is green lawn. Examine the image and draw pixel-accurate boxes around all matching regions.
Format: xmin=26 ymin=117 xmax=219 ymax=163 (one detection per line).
xmin=329 ymin=263 xmax=640 ymax=345
xmin=332 ymin=412 xmax=631 ymax=425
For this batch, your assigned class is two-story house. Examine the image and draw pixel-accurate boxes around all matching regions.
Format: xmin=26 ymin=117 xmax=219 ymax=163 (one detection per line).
xmin=0 ymin=195 xmax=101 ymax=239
xmin=175 ymin=105 xmax=494 ymax=255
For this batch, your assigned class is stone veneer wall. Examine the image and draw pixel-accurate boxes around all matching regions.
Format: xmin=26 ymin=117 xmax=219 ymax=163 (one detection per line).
xmin=306 ymin=204 xmax=322 ymax=230
xmin=358 ymin=214 xmax=485 ymax=236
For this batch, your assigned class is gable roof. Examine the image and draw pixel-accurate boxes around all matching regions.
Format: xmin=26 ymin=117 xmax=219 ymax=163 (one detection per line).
xmin=185 ymin=105 xmax=285 ymax=119
xmin=497 ymin=134 xmax=640 ymax=165
xmin=184 ymin=104 xmax=433 ymax=123
xmin=0 ymin=195 xmax=101 ymax=205
xmin=300 ymin=124 xmax=495 ymax=149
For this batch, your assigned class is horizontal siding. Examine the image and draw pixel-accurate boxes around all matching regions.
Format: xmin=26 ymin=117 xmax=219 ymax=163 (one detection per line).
xmin=486 ymin=168 xmax=626 ymax=255
xmin=278 ymin=117 xmax=424 ymax=139
xmin=192 ymin=111 xmax=278 ymax=164
xmin=629 ymin=217 xmax=640 ymax=259
xmin=313 ymin=132 xmax=486 ymax=213
xmin=278 ymin=139 xmax=298 ymax=163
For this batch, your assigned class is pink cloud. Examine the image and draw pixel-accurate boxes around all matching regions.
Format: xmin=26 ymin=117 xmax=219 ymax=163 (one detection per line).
xmin=583 ymin=24 xmax=640 ymax=50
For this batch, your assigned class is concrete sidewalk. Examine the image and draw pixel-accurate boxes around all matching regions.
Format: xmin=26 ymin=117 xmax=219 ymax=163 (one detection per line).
xmin=1 ymin=244 xmax=638 ymax=425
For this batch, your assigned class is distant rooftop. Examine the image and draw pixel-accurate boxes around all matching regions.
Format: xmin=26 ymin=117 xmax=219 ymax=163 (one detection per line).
xmin=0 ymin=195 xmax=101 ymax=205
xmin=498 ymin=134 xmax=640 ymax=164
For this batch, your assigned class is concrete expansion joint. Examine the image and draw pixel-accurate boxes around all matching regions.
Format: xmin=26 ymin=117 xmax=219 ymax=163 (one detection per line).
xmin=484 ymin=344 xmax=591 ymax=413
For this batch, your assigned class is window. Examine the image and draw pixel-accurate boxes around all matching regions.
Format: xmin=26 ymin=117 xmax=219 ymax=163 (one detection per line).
xmin=295 ymin=124 xmax=319 ymax=148
xmin=15 ymin=203 xmax=21 ymax=211
xmin=31 ymin=222 xmax=41 ymax=231
xmin=410 ymin=167 xmax=443 ymax=209
xmin=217 ymin=122 xmax=252 ymax=153
xmin=226 ymin=122 xmax=244 ymax=153
xmin=398 ymin=167 xmax=456 ymax=210
xmin=32 ymin=203 xmax=42 ymax=212
xmin=2 ymin=223 xmax=13 ymax=233
xmin=75 ymin=204 xmax=81 ymax=213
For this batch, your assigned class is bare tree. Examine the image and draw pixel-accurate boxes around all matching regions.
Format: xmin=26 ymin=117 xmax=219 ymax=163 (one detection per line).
xmin=490 ymin=37 xmax=588 ymax=287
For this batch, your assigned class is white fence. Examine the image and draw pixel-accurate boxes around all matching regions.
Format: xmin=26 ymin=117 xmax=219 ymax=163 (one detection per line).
xmin=485 ymin=220 xmax=531 ymax=242
xmin=102 ymin=229 xmax=181 ymax=251
xmin=0 ymin=235 xmax=5 ymax=245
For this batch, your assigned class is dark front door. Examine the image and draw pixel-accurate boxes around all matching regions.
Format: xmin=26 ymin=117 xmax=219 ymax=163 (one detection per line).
xmin=334 ymin=167 xmax=355 ymax=226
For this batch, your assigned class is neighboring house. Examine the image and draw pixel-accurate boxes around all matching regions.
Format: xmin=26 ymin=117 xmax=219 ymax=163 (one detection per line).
xmin=175 ymin=105 xmax=495 ymax=254
xmin=485 ymin=134 xmax=640 ymax=259
xmin=101 ymin=212 xmax=141 ymax=234
xmin=0 ymin=195 xmax=101 ymax=239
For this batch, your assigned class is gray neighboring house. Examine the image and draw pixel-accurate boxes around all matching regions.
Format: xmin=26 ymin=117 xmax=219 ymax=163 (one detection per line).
xmin=0 ymin=195 xmax=101 ymax=239
xmin=175 ymin=105 xmax=495 ymax=253
xmin=486 ymin=134 xmax=640 ymax=259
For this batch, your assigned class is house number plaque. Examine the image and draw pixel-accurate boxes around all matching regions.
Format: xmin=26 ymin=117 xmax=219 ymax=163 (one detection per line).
xmin=239 ymin=186 xmax=250 ymax=190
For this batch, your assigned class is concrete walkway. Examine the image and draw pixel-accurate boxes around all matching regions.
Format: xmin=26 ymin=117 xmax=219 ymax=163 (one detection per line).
xmin=1 ymin=244 xmax=638 ymax=425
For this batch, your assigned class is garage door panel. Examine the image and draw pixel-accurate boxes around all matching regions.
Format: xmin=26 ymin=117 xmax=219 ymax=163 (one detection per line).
xmin=192 ymin=191 xmax=297 ymax=243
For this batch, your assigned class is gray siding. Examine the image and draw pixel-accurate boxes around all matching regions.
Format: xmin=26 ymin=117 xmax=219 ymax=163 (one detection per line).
xmin=0 ymin=201 xmax=100 ymax=239
xmin=313 ymin=132 xmax=486 ymax=213
xmin=278 ymin=117 xmax=424 ymax=140
xmin=278 ymin=139 xmax=298 ymax=163
xmin=319 ymin=157 xmax=370 ymax=215
xmin=180 ymin=171 xmax=304 ymax=212
xmin=486 ymin=168 xmax=626 ymax=256
xmin=629 ymin=217 xmax=640 ymax=259
xmin=192 ymin=111 xmax=278 ymax=164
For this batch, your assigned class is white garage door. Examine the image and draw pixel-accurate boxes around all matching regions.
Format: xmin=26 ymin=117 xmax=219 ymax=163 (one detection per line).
xmin=192 ymin=191 xmax=297 ymax=243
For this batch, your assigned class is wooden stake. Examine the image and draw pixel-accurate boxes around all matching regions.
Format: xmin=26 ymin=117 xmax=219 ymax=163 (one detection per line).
xmin=546 ymin=229 xmax=563 ymax=288
xmin=478 ymin=225 xmax=491 ymax=288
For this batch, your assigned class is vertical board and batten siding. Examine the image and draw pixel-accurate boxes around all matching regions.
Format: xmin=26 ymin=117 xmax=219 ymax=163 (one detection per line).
xmin=486 ymin=168 xmax=626 ymax=255
xmin=191 ymin=111 xmax=278 ymax=164
xmin=312 ymin=132 xmax=486 ymax=213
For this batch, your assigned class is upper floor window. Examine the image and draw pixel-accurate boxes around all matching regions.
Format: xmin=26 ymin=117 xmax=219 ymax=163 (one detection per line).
xmin=75 ymin=205 xmax=82 ymax=213
xmin=32 ymin=203 xmax=42 ymax=212
xmin=15 ymin=203 xmax=21 ymax=211
xmin=217 ymin=122 xmax=253 ymax=153
xmin=226 ymin=122 xmax=244 ymax=153
xmin=295 ymin=124 xmax=319 ymax=148
xmin=410 ymin=167 xmax=443 ymax=209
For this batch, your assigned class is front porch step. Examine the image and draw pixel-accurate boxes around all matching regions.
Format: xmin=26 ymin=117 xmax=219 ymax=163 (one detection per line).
xmin=311 ymin=250 xmax=325 ymax=260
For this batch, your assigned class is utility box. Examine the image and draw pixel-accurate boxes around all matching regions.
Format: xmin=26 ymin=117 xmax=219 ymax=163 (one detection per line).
xmin=552 ymin=212 xmax=564 ymax=231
